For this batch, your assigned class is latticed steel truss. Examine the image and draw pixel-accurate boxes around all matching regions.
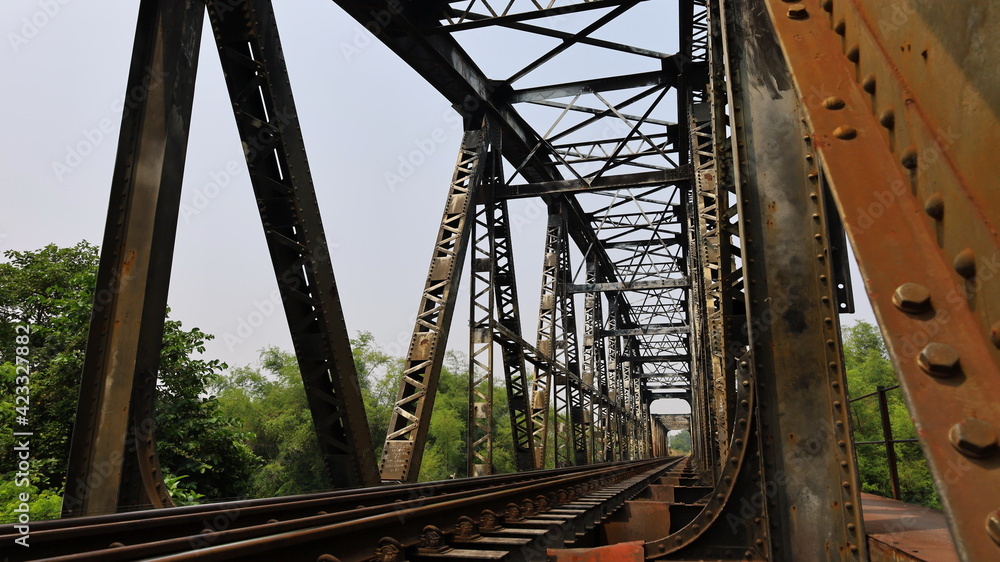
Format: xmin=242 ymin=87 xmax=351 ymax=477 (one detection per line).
xmin=66 ymin=0 xmax=999 ymax=559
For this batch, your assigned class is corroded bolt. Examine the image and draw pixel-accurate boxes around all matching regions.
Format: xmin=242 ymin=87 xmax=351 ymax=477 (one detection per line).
xmin=787 ymin=4 xmax=808 ymax=19
xmin=924 ymin=192 xmax=944 ymax=220
xmin=987 ymin=509 xmax=1000 ymax=546
xmin=879 ymin=107 xmax=895 ymax=129
xmin=823 ymin=96 xmax=846 ymax=110
xmin=949 ymin=418 xmax=999 ymax=459
xmin=901 ymin=146 xmax=918 ymax=169
xmin=892 ymin=282 xmax=931 ymax=313
xmin=833 ymin=126 xmax=857 ymax=140
xmin=954 ymin=248 xmax=976 ymax=278
xmin=917 ymin=342 xmax=960 ymax=377
xmin=862 ymin=73 xmax=876 ymax=94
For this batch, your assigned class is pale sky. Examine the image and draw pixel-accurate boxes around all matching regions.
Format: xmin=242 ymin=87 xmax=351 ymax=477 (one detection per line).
xmin=1 ymin=1 xmax=877 ymax=416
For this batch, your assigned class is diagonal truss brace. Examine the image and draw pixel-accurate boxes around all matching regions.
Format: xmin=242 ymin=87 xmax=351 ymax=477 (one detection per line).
xmin=206 ymin=0 xmax=378 ymax=488
xmin=380 ymin=123 xmax=489 ymax=482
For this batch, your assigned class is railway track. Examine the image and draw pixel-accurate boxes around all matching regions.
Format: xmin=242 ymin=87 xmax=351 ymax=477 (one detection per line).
xmin=1 ymin=458 xmax=684 ymax=561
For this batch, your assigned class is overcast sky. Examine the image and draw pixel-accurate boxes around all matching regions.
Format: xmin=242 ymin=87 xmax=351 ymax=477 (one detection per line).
xmin=1 ymin=1 xmax=877 ymax=416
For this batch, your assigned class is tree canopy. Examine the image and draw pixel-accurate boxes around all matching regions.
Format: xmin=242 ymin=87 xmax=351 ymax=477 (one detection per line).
xmin=0 ymin=242 xmax=943 ymax=522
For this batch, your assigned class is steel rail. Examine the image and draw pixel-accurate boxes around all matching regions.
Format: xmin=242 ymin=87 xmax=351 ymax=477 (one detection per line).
xmin=9 ymin=459 xmax=675 ymax=562
xmin=0 ymin=460 xmax=657 ymax=559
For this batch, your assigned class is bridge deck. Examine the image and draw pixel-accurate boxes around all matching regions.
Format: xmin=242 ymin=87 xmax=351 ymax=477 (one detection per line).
xmin=863 ymin=493 xmax=958 ymax=562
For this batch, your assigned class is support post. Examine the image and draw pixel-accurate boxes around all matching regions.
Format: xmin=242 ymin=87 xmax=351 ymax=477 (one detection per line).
xmin=63 ymin=0 xmax=204 ymax=517
xmin=877 ymin=386 xmax=902 ymax=501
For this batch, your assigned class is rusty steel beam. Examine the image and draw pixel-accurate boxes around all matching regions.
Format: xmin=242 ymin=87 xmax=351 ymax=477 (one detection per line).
xmin=380 ymin=126 xmax=488 ymax=482
xmin=763 ymin=1 xmax=1000 ymax=560
xmin=206 ymin=0 xmax=378 ymax=488
xmin=63 ymin=0 xmax=204 ymax=517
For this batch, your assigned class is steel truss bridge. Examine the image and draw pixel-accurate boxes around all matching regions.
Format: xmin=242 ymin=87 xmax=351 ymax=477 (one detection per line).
xmin=3 ymin=0 xmax=998 ymax=560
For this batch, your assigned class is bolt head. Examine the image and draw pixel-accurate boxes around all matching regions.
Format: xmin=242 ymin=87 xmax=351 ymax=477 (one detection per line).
xmin=879 ymin=107 xmax=895 ymax=129
xmin=917 ymin=342 xmax=960 ymax=377
xmin=892 ymin=282 xmax=932 ymax=313
xmin=949 ymin=418 xmax=999 ymax=458
xmin=823 ymin=96 xmax=846 ymax=110
xmin=924 ymin=192 xmax=944 ymax=220
xmin=787 ymin=4 xmax=808 ymax=19
xmin=987 ymin=509 xmax=1000 ymax=546
xmin=954 ymin=248 xmax=977 ymax=279
xmin=833 ymin=126 xmax=857 ymax=140
xmin=862 ymin=73 xmax=877 ymax=94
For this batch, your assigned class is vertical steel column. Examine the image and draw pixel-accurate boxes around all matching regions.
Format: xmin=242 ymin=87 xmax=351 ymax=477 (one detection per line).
xmin=555 ymin=219 xmax=588 ymax=466
xmin=876 ymin=386 xmax=902 ymax=501
xmin=530 ymin=212 xmax=560 ymax=469
xmin=606 ymin=300 xmax=624 ymax=461
xmin=63 ymin=0 xmax=204 ymax=517
xmin=379 ymin=124 xmax=487 ymax=482
xmin=487 ymin=182 xmax=535 ymax=473
xmin=206 ymin=0 xmax=377 ymax=488
xmin=468 ymin=158 xmax=495 ymax=477
xmin=721 ymin=0 xmax=867 ymax=557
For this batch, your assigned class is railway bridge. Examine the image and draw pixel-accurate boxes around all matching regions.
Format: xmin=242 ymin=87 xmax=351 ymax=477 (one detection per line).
xmin=2 ymin=0 xmax=998 ymax=560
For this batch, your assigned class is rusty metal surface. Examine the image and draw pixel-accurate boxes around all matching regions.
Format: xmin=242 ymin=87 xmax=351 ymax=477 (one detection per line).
xmin=548 ymin=540 xmax=645 ymax=562
xmin=380 ymin=126 xmax=488 ymax=482
xmin=863 ymin=493 xmax=959 ymax=562
xmin=2 ymin=459 xmax=675 ymax=561
xmin=762 ymin=1 xmax=1000 ymax=559
xmin=62 ymin=0 xmax=204 ymax=517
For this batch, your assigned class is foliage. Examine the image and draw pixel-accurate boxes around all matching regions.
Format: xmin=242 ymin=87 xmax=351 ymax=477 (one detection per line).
xmin=0 ymin=242 xmax=259 ymax=518
xmin=669 ymin=430 xmax=691 ymax=454
xmin=212 ymin=347 xmax=331 ymax=498
xmin=0 ymin=479 xmax=62 ymax=524
xmin=843 ymin=320 xmax=941 ymax=509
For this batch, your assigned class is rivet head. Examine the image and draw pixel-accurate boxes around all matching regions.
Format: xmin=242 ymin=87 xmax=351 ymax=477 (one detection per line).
xmin=833 ymin=126 xmax=857 ymax=140
xmin=862 ymin=73 xmax=876 ymax=93
xmin=901 ymin=146 xmax=918 ymax=169
xmin=846 ymin=44 xmax=860 ymax=62
xmin=892 ymin=282 xmax=931 ymax=313
xmin=987 ymin=509 xmax=1000 ymax=546
xmin=954 ymin=248 xmax=976 ymax=278
xmin=949 ymin=418 xmax=999 ymax=459
xmin=879 ymin=107 xmax=895 ymax=129
xmin=918 ymin=343 xmax=960 ymax=377
xmin=924 ymin=192 xmax=944 ymax=220
xmin=823 ymin=96 xmax=846 ymax=110
xmin=787 ymin=4 xmax=808 ymax=19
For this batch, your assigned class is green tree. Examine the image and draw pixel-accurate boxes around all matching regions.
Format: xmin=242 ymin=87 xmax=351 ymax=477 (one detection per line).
xmin=669 ymin=430 xmax=691 ymax=454
xmin=0 ymin=242 xmax=259 ymax=521
xmin=213 ymin=347 xmax=330 ymax=497
xmin=843 ymin=320 xmax=940 ymax=509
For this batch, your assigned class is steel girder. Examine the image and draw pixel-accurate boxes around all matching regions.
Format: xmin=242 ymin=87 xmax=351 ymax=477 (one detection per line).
xmin=205 ymin=0 xmax=379 ymax=488
xmin=63 ymin=0 xmax=204 ymax=517
xmin=382 ymin=125 xmax=490 ymax=482
xmin=344 ymin=0 xmax=692 ymax=480
xmin=67 ymin=0 xmax=383 ymax=514
xmin=763 ymin=1 xmax=1000 ymax=559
